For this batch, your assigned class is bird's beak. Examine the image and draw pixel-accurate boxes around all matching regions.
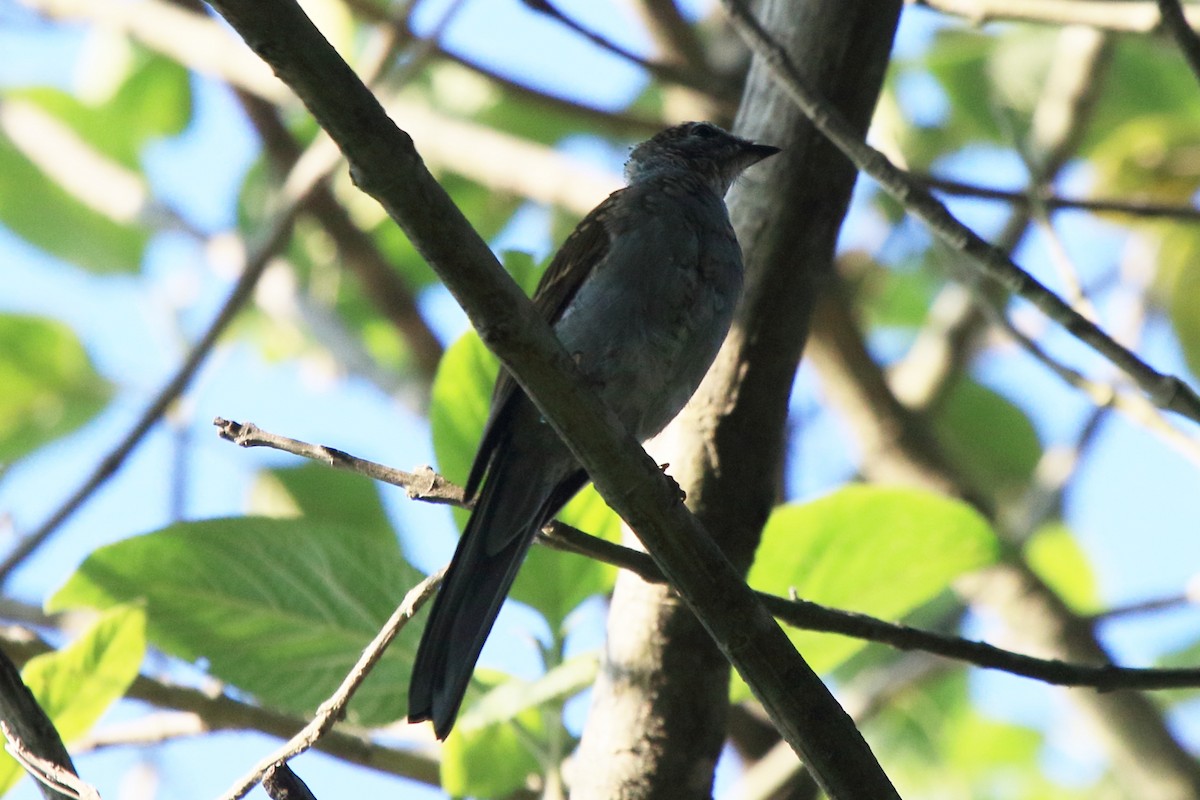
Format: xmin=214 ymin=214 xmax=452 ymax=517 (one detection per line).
xmin=746 ymin=143 xmax=782 ymax=164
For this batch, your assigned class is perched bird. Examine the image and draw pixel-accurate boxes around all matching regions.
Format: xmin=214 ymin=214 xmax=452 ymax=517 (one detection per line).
xmin=408 ymin=121 xmax=780 ymax=739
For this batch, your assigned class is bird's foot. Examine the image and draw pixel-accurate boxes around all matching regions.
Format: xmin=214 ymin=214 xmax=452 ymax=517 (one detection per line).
xmin=658 ymin=463 xmax=687 ymax=503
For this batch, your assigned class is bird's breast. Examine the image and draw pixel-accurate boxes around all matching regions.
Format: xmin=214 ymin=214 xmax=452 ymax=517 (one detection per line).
xmin=554 ymin=196 xmax=743 ymax=443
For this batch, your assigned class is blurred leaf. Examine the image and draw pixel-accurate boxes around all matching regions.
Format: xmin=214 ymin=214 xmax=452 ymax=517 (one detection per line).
xmin=899 ymin=26 xmax=1056 ymax=168
xmin=458 ymin=653 xmax=597 ymax=730
xmin=0 ymin=313 xmax=113 ymax=463
xmin=856 ymin=256 xmax=940 ymax=329
xmin=430 ymin=332 xmax=500 ymax=506
xmin=14 ymin=52 xmax=191 ymax=169
xmin=1089 ymin=115 xmax=1200 ymax=203
xmin=1155 ymin=227 xmax=1200 ymax=380
xmin=368 ymin=172 xmax=521 ymax=293
xmin=935 ymin=379 xmax=1042 ymax=494
xmin=430 ymin=331 xmax=621 ymax=627
xmin=742 ymin=485 xmax=997 ymax=696
xmin=49 ymin=517 xmax=421 ymax=726
xmin=24 ymin=605 xmax=145 ymax=741
xmin=0 ymin=606 xmax=146 ymax=794
xmin=409 ymin=62 xmax=584 ymax=146
xmin=0 ymin=135 xmax=146 ymax=272
xmin=1084 ymin=35 xmax=1200 ymax=153
xmin=502 ymin=249 xmax=543 ymax=297
xmin=441 ymin=668 xmax=545 ymax=798
xmin=520 ymin=487 xmax=621 ymax=631
xmin=1024 ymin=523 xmax=1101 ymax=614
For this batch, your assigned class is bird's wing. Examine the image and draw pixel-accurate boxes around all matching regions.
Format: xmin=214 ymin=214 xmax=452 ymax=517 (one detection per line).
xmin=463 ymin=189 xmax=623 ymax=500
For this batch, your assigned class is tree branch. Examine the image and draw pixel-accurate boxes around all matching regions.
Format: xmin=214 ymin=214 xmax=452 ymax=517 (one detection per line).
xmin=919 ymin=173 xmax=1200 ymax=222
xmin=212 ymin=418 xmax=1200 ymax=693
xmin=723 ymin=0 xmax=1200 ymax=423
xmin=914 ymin=0 xmax=1200 ymax=32
xmin=201 ymin=1 xmax=896 ymax=796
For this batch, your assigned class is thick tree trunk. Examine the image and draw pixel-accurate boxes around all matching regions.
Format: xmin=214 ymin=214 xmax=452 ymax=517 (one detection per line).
xmin=571 ymin=2 xmax=903 ymax=798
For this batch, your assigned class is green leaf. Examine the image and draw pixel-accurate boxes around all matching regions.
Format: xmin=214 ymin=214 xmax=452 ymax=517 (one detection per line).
xmin=48 ymin=517 xmax=422 ymax=726
xmin=1083 ymin=35 xmax=1200 ymax=154
xmin=519 ymin=488 xmax=621 ymax=631
xmin=0 ymin=135 xmax=146 ymax=272
xmin=440 ymin=670 xmax=545 ymax=798
xmin=15 ymin=52 xmax=191 ymax=170
xmin=935 ymin=380 xmax=1042 ymax=494
xmin=744 ymin=485 xmax=998 ymax=688
xmin=1151 ymin=227 xmax=1200 ymax=379
xmin=1023 ymin=523 xmax=1100 ymax=614
xmin=250 ymin=461 xmax=393 ymax=534
xmin=429 ymin=331 xmax=621 ymax=628
xmin=0 ymin=606 xmax=146 ymax=795
xmin=0 ymin=313 xmax=113 ymax=463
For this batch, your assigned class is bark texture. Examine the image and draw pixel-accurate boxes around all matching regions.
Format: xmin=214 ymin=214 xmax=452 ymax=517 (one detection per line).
xmin=572 ymin=2 xmax=903 ymax=798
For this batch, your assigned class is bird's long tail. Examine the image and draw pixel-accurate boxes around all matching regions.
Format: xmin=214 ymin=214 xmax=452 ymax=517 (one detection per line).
xmin=407 ymin=462 xmax=549 ymax=739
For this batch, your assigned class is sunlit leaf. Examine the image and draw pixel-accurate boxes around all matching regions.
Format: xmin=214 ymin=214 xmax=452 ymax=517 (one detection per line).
xmin=1023 ymin=523 xmax=1100 ymax=614
xmin=49 ymin=518 xmax=421 ymax=726
xmin=0 ymin=136 xmax=146 ymax=272
xmin=0 ymin=606 xmax=146 ymax=794
xmin=742 ymin=485 xmax=997 ymax=695
xmin=441 ymin=668 xmax=544 ymax=798
xmin=935 ymin=380 xmax=1042 ymax=494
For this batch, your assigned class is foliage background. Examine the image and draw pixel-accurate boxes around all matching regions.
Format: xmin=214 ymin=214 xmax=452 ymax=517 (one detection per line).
xmin=2 ymin=0 xmax=1200 ymax=798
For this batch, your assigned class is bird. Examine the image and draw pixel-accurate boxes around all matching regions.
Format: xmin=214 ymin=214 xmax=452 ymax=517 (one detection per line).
xmin=407 ymin=121 xmax=780 ymax=739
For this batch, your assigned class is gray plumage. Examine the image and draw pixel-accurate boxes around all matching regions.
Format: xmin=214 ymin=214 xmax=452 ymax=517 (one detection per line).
xmin=407 ymin=122 xmax=780 ymax=739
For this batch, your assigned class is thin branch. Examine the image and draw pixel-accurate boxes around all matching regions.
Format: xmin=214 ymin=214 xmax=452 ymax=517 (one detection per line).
xmin=0 ymin=650 xmax=79 ymax=800
xmin=632 ymin=0 xmax=710 ymax=72
xmin=919 ymin=174 xmax=1200 ymax=222
xmin=1157 ymin=0 xmax=1200 ymax=87
xmin=212 ymin=418 xmax=1200 ymax=692
xmin=723 ymin=0 xmax=1200 ymax=424
xmin=213 ymin=418 xmax=464 ymax=504
xmin=215 ymin=568 xmax=443 ymax=800
xmin=519 ymin=0 xmax=728 ymax=102
xmin=1 ymin=723 xmax=99 ymax=800
xmin=912 ymin=0 xmax=1200 ymax=32
xmin=0 ymin=627 xmax=445 ymax=789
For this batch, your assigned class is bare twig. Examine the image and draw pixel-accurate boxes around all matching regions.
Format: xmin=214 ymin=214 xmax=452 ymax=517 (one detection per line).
xmin=913 ymin=0 xmax=1200 ymax=32
xmin=215 ymin=568 xmax=443 ymax=800
xmin=519 ymin=0 xmax=728 ymax=102
xmin=213 ymin=418 xmax=1200 ymax=692
xmin=213 ymin=418 xmax=464 ymax=504
xmin=723 ymin=0 xmax=1200 ymax=423
xmin=919 ymin=174 xmax=1200 ymax=222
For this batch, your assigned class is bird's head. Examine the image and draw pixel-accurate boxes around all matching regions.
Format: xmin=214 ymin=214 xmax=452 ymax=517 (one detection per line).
xmin=623 ymin=121 xmax=781 ymax=194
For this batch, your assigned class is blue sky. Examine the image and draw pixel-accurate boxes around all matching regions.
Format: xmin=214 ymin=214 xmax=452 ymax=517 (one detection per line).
xmin=3 ymin=1 xmax=1200 ymax=797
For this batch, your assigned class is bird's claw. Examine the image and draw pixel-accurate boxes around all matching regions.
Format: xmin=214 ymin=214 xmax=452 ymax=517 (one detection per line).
xmin=658 ymin=463 xmax=687 ymax=502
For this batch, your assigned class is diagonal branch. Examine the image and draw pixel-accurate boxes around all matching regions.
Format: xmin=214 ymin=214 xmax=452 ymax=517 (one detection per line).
xmin=212 ymin=417 xmax=1200 ymax=693
xmin=722 ymin=0 xmax=1200 ymax=424
xmin=1157 ymin=0 xmax=1200 ymax=87
xmin=201 ymin=1 xmax=897 ymax=796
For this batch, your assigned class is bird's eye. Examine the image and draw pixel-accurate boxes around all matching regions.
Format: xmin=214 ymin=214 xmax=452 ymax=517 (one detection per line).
xmin=693 ymin=123 xmax=720 ymax=138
